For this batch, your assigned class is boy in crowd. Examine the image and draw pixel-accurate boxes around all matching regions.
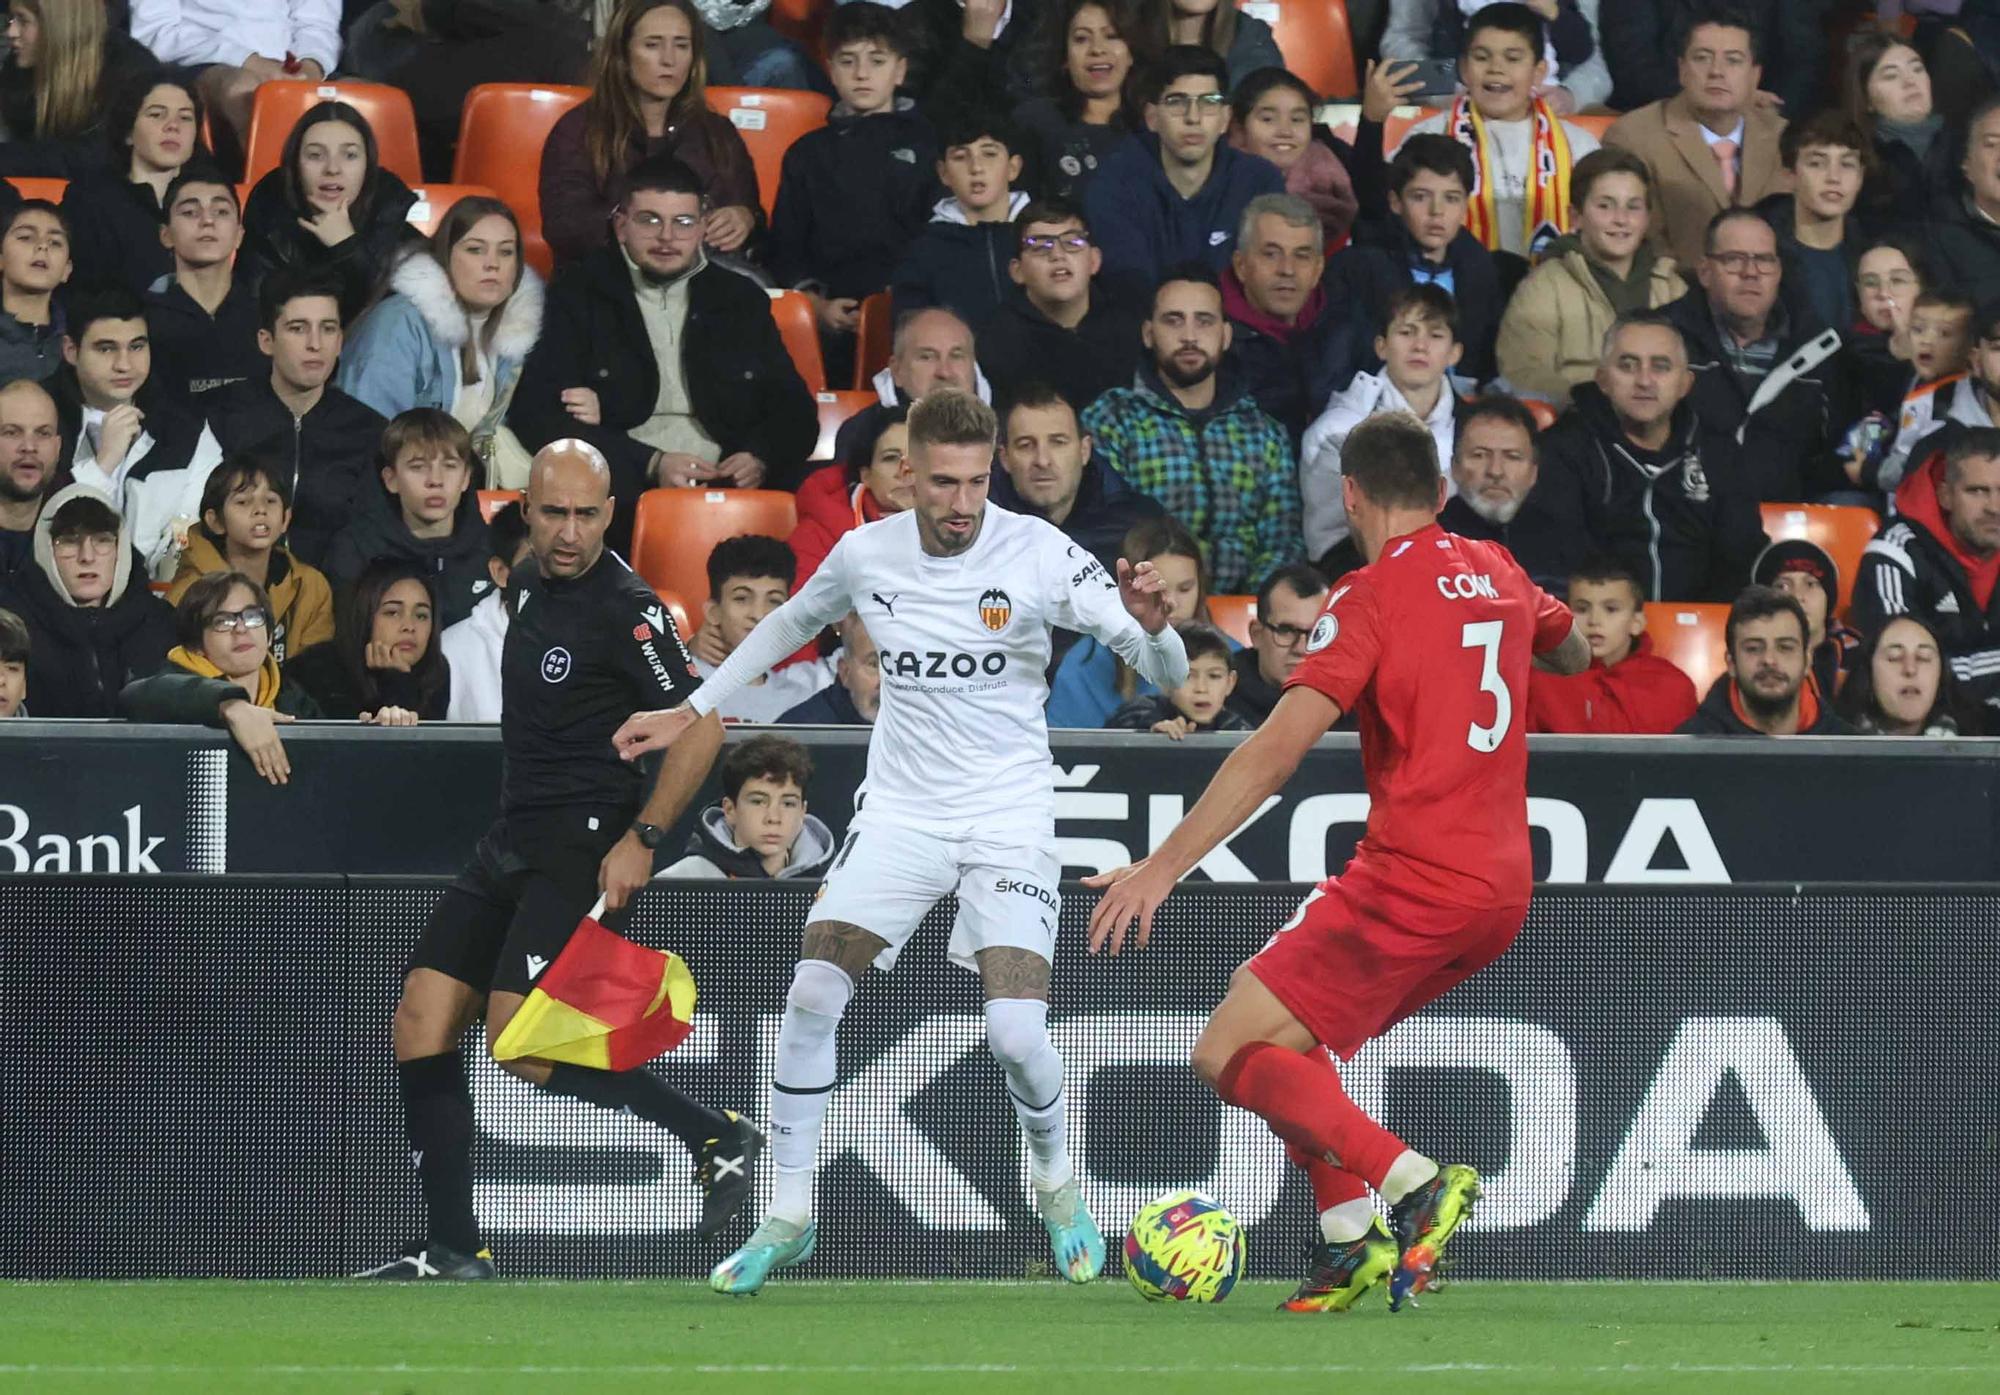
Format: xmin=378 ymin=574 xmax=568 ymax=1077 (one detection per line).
xmin=145 ymin=164 xmax=261 ymax=408
xmin=1754 ymin=537 xmax=1860 ymax=703
xmin=205 ymin=267 xmax=387 ymax=565
xmin=0 ymin=202 xmax=71 ymax=386
xmin=697 ymin=535 xmax=832 ymax=723
xmin=1527 ymin=556 xmax=1698 ymax=733
xmin=55 ymin=285 xmax=225 ymax=579
xmin=167 ymin=457 xmax=333 ymax=668
xmin=891 ymin=108 xmax=1030 ymax=331
xmin=323 ymin=409 xmax=493 ymax=631
xmin=1106 ymin=621 xmax=1252 ymax=737
xmin=769 ymin=3 xmax=939 ymax=368
xmin=1330 ymin=136 xmax=1503 ymax=382
xmin=440 ymin=501 xmax=530 ymax=723
xmin=1300 ymin=285 xmax=1465 ymax=564
xmin=979 ymin=202 xmax=1143 ymax=411
xmin=0 ymin=606 xmax=26 ymax=716
xmin=1873 ymin=290 xmax=1982 ymax=492
xmin=1761 ymin=114 xmax=1868 ymax=336
xmin=1398 ymin=3 xmax=1600 ymax=261
xmin=657 ymin=733 xmax=838 ymax=880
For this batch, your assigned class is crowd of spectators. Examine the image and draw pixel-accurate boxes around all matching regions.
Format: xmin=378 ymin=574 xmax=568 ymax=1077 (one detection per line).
xmin=0 ymin=0 xmax=1995 ymax=764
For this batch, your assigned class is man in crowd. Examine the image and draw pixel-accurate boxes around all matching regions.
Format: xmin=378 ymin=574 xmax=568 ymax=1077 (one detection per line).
xmin=1663 ymin=209 xmax=1844 ymax=504
xmin=0 ymin=379 xmax=59 ymax=586
xmin=1604 ymin=9 xmax=1788 ymax=272
xmin=834 ymin=306 xmax=988 ymax=467
xmin=1516 ymin=310 xmax=1765 ymax=601
xmin=509 ymin=156 xmax=816 ymax=542
xmin=992 ymin=383 xmax=1161 ymax=570
xmin=1225 ymin=563 xmax=1329 ymax=726
xmin=205 ymin=267 xmax=387 ymax=566
xmin=1677 ymin=584 xmax=1854 ymax=735
xmin=1443 ymin=394 xmax=1541 ymax=545
xmin=779 ymin=612 xmax=882 ymax=726
xmin=1601 ymin=0 xmax=1824 ymax=118
xmin=1854 ymin=429 xmax=2000 ymax=724
xmin=978 ymin=202 xmax=1143 ymax=412
xmin=1224 ymin=194 xmax=1365 ymax=448
xmin=1082 ymin=268 xmax=1303 ymax=594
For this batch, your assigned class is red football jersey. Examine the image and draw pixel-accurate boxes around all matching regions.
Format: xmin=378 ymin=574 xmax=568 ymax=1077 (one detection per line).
xmin=1285 ymin=524 xmax=1573 ymax=909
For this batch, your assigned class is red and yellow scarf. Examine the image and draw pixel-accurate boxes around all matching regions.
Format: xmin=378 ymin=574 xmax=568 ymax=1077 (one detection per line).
xmin=1447 ymin=94 xmax=1573 ymax=257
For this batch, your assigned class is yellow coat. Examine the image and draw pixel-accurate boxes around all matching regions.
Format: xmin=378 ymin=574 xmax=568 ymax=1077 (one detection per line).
xmin=166 ymin=532 xmax=335 ymax=667
xmin=1496 ymin=247 xmax=1687 ymax=407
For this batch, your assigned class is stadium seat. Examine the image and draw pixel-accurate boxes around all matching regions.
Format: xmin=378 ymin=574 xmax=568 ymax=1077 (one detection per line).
xmin=1207 ymin=594 xmax=1256 ymax=648
xmin=1758 ymin=503 xmax=1880 ymax=617
xmin=8 ymin=177 xmax=66 ymax=203
xmin=629 ymin=488 xmax=801 ymax=613
xmin=476 ymin=489 xmax=523 ymax=523
xmin=1524 ymin=399 xmax=1559 ymax=431
xmin=705 ymin=87 xmax=832 ymax=219
xmin=403 ymin=184 xmax=500 ymax=237
xmin=1567 ymin=112 xmax=1615 ymax=139
xmin=813 ymin=390 xmax=876 ymax=461
xmin=769 ymin=289 xmax=828 ymax=395
xmin=1240 ymin=0 xmax=1359 ymax=99
xmin=243 ymin=81 xmax=424 ymax=188
xmin=1645 ymin=603 xmax=1730 ymax=697
xmin=452 ymin=83 xmax=590 ymax=278
xmin=767 ymin=0 xmax=831 ymax=61
xmin=650 ymin=587 xmax=693 ymax=640
xmin=853 ymin=291 xmax=894 ymax=392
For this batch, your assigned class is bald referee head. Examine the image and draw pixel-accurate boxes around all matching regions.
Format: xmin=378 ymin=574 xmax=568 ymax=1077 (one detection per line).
xmin=526 ymin=439 xmax=613 ymax=578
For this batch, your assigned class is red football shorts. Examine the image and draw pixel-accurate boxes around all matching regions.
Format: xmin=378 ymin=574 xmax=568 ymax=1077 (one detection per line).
xmin=1245 ymin=872 xmax=1528 ymax=1061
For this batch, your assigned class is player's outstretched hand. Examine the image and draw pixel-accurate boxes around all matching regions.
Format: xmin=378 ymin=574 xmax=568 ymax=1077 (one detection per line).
xmin=614 ymin=703 xmax=697 ymax=760
xmin=1117 ymin=558 xmax=1172 ymax=635
xmin=1083 ymin=857 xmax=1175 ymax=956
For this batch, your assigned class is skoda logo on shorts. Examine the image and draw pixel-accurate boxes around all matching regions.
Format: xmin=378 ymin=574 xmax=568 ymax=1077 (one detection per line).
xmin=1305 ymin=614 xmax=1338 ymax=653
xmin=541 ymin=647 xmax=573 ymax=683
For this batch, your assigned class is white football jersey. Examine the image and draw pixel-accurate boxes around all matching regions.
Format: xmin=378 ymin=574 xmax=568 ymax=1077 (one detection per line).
xmin=689 ymin=505 xmax=1187 ymax=837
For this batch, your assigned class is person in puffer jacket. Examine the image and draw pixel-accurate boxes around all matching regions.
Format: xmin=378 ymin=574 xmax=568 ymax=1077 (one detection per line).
xmin=891 ymin=108 xmax=1031 ymax=333
xmin=656 ymin=734 xmax=837 ymax=879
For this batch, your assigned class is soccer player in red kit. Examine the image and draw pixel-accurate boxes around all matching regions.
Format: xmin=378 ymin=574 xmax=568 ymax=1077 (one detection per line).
xmin=1087 ymin=413 xmax=1589 ymax=1313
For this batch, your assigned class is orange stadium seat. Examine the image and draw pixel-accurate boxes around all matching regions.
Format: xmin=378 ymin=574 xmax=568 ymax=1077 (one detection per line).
xmin=1240 ymin=0 xmax=1359 ymax=99
xmin=1207 ymin=594 xmax=1257 ymax=648
xmin=1645 ymin=603 xmax=1730 ymax=698
xmin=705 ymin=87 xmax=831 ymax=219
xmin=1523 ymin=399 xmax=1559 ymax=431
xmin=452 ymin=83 xmax=590 ymax=278
xmin=1567 ymin=112 xmax=1615 ymax=139
xmin=813 ymin=390 xmax=875 ymax=461
xmin=1758 ymin=503 xmax=1880 ymax=617
xmin=244 ymin=81 xmax=423 ymax=188
xmin=8 ymin=177 xmax=66 ymax=203
xmin=476 ymin=489 xmax=524 ymax=523
xmin=403 ymin=184 xmax=500 ymax=237
xmin=650 ymin=587 xmax=694 ymax=639
xmin=769 ymin=289 xmax=828 ymax=395
xmin=853 ymin=291 xmax=894 ymax=391
xmin=630 ymin=488 xmax=800 ymax=613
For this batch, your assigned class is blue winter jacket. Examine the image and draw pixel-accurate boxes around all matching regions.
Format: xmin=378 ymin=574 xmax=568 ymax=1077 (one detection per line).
xmin=1083 ymin=134 xmax=1285 ymax=307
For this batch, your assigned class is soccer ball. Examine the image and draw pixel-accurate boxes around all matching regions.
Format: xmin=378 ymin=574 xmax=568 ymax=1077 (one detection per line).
xmin=1122 ymin=1191 xmax=1246 ymax=1303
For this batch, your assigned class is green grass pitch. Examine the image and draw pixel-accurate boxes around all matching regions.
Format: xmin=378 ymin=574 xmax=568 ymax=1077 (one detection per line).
xmin=6 ymin=1281 xmax=1998 ymax=1394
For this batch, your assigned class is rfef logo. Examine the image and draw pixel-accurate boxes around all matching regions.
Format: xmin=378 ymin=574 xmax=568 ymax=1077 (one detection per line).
xmin=978 ymin=588 xmax=1012 ymax=632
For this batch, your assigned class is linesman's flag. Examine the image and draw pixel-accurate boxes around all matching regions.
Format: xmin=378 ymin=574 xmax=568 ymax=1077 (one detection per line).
xmin=492 ymin=897 xmax=697 ymax=1070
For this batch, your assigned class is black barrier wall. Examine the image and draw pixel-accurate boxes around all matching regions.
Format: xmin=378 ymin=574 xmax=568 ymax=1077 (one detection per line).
xmin=3 ymin=878 xmax=1993 ymax=1281
xmin=4 ymin=724 xmax=1999 ymax=880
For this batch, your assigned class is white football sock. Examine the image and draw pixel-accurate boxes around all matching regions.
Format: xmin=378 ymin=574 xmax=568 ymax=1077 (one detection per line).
xmin=1380 ymin=1149 xmax=1440 ymax=1206
xmin=985 ymin=999 xmax=1072 ymax=1191
xmin=1318 ymin=1198 xmax=1376 ymax=1245
xmin=766 ymin=959 xmax=853 ymax=1224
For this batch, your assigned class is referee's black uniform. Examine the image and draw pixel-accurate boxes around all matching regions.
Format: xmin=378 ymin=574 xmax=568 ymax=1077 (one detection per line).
xmin=414 ymin=550 xmax=702 ymax=996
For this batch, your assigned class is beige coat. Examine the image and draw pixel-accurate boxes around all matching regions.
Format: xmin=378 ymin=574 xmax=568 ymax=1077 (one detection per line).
xmin=1603 ymin=93 xmax=1788 ymax=271
xmin=1496 ymin=248 xmax=1687 ymax=406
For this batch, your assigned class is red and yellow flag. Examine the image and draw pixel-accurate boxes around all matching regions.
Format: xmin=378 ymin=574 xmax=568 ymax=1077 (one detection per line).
xmin=492 ymin=900 xmax=697 ymax=1071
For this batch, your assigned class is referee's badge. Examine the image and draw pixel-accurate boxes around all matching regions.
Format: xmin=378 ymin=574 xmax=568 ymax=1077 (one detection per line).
xmin=978 ymin=588 xmax=1013 ymax=631
xmin=541 ymin=647 xmax=573 ymax=683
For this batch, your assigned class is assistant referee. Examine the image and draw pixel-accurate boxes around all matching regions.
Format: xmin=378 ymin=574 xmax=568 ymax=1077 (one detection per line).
xmin=359 ymin=440 xmax=758 ymax=1281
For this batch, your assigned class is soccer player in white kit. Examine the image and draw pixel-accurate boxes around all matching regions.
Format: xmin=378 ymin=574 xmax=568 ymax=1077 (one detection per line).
xmin=613 ymin=389 xmax=1189 ymax=1293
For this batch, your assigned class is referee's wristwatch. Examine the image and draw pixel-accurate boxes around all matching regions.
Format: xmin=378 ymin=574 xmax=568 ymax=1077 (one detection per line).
xmin=631 ymin=821 xmax=668 ymax=849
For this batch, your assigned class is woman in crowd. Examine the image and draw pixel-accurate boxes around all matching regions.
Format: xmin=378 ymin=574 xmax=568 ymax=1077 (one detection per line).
xmin=62 ymin=73 xmax=204 ymax=295
xmin=1845 ymin=32 xmax=1959 ymax=228
xmin=1145 ymin=0 xmax=1281 ymax=89
xmin=539 ymin=0 xmax=760 ymax=267
xmin=1836 ymin=613 xmax=1980 ymax=737
xmin=338 ymin=196 xmax=545 ymax=489
xmin=239 ymin=101 xmax=421 ymax=322
xmin=0 ymin=0 xmax=156 ymax=176
xmin=1848 ymin=235 xmax=1931 ymax=423
xmin=1229 ymin=67 xmax=1355 ymax=248
xmin=286 ymin=559 xmax=449 ymax=722
xmin=1013 ymin=0 xmax=1146 ymax=204
xmin=789 ymin=405 xmax=911 ymax=586
xmin=1046 ymin=515 xmax=1223 ymax=729
xmin=1496 ymin=147 xmax=1684 ymax=407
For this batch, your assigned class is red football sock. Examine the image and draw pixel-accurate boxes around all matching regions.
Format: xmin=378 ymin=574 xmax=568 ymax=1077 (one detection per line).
xmin=1287 ymin=1142 xmax=1371 ymax=1211
xmin=1216 ymin=1041 xmax=1407 ymax=1190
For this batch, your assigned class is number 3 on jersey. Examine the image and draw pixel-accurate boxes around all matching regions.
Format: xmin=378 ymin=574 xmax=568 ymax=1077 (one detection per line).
xmin=1461 ymin=620 xmax=1510 ymax=753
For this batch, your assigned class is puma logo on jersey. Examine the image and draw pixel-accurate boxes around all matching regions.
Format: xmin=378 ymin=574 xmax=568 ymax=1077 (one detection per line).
xmin=873 ymin=592 xmax=900 ymax=616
